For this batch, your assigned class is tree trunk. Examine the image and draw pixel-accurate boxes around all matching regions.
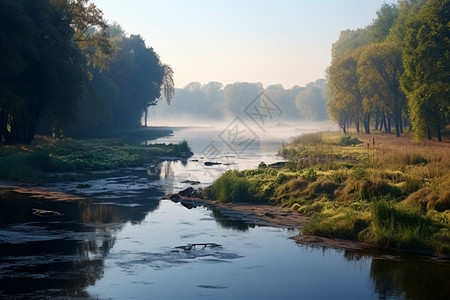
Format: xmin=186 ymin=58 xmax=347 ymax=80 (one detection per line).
xmin=381 ymin=112 xmax=388 ymax=134
xmin=364 ymin=112 xmax=371 ymax=134
xmin=375 ymin=110 xmax=380 ymax=131
xmin=144 ymin=108 xmax=148 ymax=127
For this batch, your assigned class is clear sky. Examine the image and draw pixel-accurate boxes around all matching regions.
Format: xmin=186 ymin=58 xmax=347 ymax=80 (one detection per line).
xmin=93 ymin=0 xmax=396 ymax=88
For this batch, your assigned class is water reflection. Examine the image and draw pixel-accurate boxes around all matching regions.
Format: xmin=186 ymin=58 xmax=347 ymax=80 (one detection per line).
xmin=298 ymin=242 xmax=450 ymax=300
xmin=0 ymin=182 xmax=163 ymax=299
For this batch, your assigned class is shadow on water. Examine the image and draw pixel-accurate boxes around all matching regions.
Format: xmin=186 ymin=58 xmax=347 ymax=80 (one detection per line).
xmin=298 ymin=242 xmax=450 ymax=299
xmin=0 ymin=177 xmax=163 ymax=299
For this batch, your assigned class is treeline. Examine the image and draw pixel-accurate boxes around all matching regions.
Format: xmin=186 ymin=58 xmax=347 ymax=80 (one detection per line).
xmin=0 ymin=0 xmax=173 ymax=144
xmin=327 ymin=0 xmax=449 ymax=141
xmin=149 ymin=80 xmax=329 ymax=123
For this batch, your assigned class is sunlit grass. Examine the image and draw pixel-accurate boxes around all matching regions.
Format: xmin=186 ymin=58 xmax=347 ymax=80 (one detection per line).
xmin=207 ymin=131 xmax=450 ymax=254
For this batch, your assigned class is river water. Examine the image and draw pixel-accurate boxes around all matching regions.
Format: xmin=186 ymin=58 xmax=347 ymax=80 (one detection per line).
xmin=0 ymin=123 xmax=449 ymax=299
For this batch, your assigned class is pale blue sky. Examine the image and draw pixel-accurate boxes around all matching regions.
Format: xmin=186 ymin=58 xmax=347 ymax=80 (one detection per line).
xmin=93 ymin=0 xmax=396 ymax=88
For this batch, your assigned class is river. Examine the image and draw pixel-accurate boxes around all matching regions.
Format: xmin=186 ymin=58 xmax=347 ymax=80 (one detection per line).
xmin=0 ymin=123 xmax=449 ymax=299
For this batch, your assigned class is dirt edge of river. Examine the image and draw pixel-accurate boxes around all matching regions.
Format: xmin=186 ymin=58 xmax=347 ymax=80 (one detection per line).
xmin=1 ymin=182 xmax=449 ymax=263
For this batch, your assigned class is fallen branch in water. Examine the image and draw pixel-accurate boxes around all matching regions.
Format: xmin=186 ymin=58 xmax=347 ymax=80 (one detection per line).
xmin=175 ymin=243 xmax=222 ymax=251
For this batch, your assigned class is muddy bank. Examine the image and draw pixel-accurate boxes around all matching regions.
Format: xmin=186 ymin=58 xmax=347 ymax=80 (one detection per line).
xmin=167 ymin=190 xmax=450 ymax=262
xmin=0 ymin=181 xmax=85 ymax=202
xmin=168 ymin=194 xmax=377 ymax=253
xmin=168 ymin=194 xmax=309 ymax=229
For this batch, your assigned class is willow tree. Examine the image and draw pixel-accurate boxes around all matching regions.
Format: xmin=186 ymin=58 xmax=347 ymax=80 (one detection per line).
xmin=401 ymin=0 xmax=450 ymax=141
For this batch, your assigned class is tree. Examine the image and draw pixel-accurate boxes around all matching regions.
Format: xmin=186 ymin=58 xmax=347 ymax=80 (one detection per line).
xmin=75 ymin=33 xmax=171 ymax=133
xmin=295 ymin=80 xmax=329 ymax=121
xmin=223 ymin=82 xmax=263 ymax=117
xmin=401 ymin=0 xmax=450 ymax=141
xmin=0 ymin=0 xmax=83 ymax=143
xmin=327 ymin=51 xmax=364 ymax=133
xmin=358 ymin=42 xmax=406 ymax=137
xmin=367 ymin=3 xmax=399 ymax=43
xmin=264 ymin=84 xmax=304 ymax=120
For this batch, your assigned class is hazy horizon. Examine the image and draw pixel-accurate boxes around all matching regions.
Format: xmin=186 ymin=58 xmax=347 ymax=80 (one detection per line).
xmin=93 ymin=0 xmax=396 ymax=88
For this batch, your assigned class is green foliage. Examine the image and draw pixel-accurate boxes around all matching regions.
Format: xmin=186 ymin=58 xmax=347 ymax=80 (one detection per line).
xmin=0 ymin=138 xmax=191 ymax=182
xmin=328 ymin=0 xmax=449 ymax=140
xmin=0 ymin=0 xmax=84 ymax=143
xmin=400 ymin=0 xmax=450 ymax=141
xmin=205 ymin=171 xmax=256 ymax=203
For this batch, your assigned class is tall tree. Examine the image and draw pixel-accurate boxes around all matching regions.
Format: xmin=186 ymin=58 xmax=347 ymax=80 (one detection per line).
xmin=0 ymin=0 xmax=83 ymax=143
xmin=327 ymin=51 xmax=364 ymax=133
xmin=401 ymin=0 xmax=450 ymax=141
xmin=367 ymin=3 xmax=399 ymax=43
xmin=358 ymin=42 xmax=406 ymax=137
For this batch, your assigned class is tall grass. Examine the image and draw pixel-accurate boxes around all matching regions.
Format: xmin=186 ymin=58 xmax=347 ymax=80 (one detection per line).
xmin=359 ymin=200 xmax=445 ymax=252
xmin=205 ymin=170 xmax=256 ymax=202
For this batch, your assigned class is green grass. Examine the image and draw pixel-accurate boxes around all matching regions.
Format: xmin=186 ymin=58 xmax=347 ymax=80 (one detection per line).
xmin=0 ymin=137 xmax=191 ymax=182
xmin=205 ymin=131 xmax=450 ymax=254
xmin=205 ymin=170 xmax=257 ymax=202
xmin=359 ymin=200 xmax=447 ymax=252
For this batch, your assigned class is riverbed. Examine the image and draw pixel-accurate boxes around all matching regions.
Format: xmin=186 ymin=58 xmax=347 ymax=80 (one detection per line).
xmin=1 ymin=124 xmax=449 ymax=299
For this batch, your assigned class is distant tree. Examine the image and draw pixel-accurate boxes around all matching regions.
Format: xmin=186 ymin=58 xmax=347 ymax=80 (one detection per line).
xmin=223 ymin=82 xmax=263 ymax=117
xmin=401 ymin=0 xmax=450 ymax=141
xmin=264 ymin=84 xmax=304 ymax=120
xmin=295 ymin=80 xmax=329 ymax=121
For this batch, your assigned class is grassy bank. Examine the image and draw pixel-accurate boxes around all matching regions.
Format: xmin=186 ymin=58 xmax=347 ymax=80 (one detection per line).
xmin=0 ymin=136 xmax=191 ymax=182
xmin=205 ymin=132 xmax=450 ymax=254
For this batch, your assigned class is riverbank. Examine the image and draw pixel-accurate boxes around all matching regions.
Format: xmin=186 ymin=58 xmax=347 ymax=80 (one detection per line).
xmin=0 ymin=134 xmax=191 ymax=182
xmin=203 ymin=131 xmax=450 ymax=256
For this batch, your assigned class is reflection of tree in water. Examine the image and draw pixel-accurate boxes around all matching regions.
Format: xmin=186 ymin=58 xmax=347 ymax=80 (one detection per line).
xmin=0 ymin=192 xmax=161 ymax=298
xmin=297 ymin=243 xmax=450 ymax=300
xmin=369 ymin=257 xmax=450 ymax=300
xmin=210 ymin=208 xmax=255 ymax=232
